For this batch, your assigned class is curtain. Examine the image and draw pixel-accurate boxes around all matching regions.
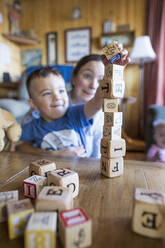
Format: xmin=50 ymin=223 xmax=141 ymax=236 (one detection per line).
xmin=144 ymin=0 xmax=165 ymax=115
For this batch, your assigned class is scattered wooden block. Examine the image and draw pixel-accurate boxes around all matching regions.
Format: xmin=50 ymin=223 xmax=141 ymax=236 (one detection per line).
xmin=103 ymin=98 xmax=118 ymax=113
xmin=102 ymin=41 xmax=121 ymax=63
xmin=59 ymin=208 xmax=92 ymax=248
xmin=23 ymin=175 xmax=47 ymax=199
xmin=104 ymin=63 xmax=124 ymax=81
xmin=29 ymin=159 xmax=56 ymax=177
xmin=0 ymin=190 xmax=18 ymax=223
xmin=100 ymin=156 xmax=124 ymax=178
xmin=35 ymin=186 xmax=73 ymax=212
xmin=132 ymin=188 xmax=165 ymax=238
xmin=25 ymin=212 xmax=57 ymax=248
xmin=100 ymin=79 xmax=125 ymax=98
xmin=103 ymin=124 xmax=121 ymax=140
xmin=47 ymin=168 xmax=79 ymax=198
xmin=104 ymin=112 xmax=122 ymax=126
xmin=100 ymin=138 xmax=126 ymax=158
xmin=7 ymin=198 xmax=34 ymax=239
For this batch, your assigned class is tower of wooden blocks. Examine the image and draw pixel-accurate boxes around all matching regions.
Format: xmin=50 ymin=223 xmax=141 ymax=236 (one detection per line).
xmin=100 ymin=42 xmax=126 ymax=178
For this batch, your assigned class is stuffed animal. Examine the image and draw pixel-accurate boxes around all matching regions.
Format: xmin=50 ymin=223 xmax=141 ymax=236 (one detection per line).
xmin=0 ymin=108 xmax=22 ymax=151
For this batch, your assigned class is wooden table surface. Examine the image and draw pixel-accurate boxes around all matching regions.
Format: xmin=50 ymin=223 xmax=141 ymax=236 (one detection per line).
xmin=1 ymin=151 xmax=165 ymax=248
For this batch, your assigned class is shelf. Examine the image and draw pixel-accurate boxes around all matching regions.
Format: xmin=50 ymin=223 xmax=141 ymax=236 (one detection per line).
xmin=0 ymin=82 xmax=19 ymax=89
xmin=2 ymin=34 xmax=40 ymax=45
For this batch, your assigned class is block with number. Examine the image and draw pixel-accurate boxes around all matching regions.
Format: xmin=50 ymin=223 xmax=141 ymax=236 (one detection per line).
xmin=7 ymin=198 xmax=34 ymax=239
xmin=102 ymin=41 xmax=121 ymax=63
xmin=23 ymin=175 xmax=47 ymax=199
xmin=47 ymin=168 xmax=79 ymax=198
xmin=0 ymin=190 xmax=18 ymax=223
xmin=100 ymin=79 xmax=125 ymax=98
xmin=132 ymin=188 xmax=165 ymax=238
xmin=59 ymin=208 xmax=92 ymax=248
xmin=104 ymin=112 xmax=122 ymax=126
xmin=25 ymin=212 xmax=57 ymax=248
xmin=100 ymin=138 xmax=126 ymax=158
xmin=29 ymin=159 xmax=56 ymax=177
xmin=104 ymin=63 xmax=124 ymax=81
xmin=103 ymin=125 xmax=121 ymax=140
xmin=100 ymin=156 xmax=124 ymax=178
xmin=35 ymin=186 xmax=73 ymax=212
xmin=103 ymin=98 xmax=118 ymax=113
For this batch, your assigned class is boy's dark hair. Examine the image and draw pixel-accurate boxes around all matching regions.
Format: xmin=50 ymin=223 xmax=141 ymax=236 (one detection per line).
xmin=26 ymin=66 xmax=63 ymax=98
xmin=72 ymin=54 xmax=102 ymax=78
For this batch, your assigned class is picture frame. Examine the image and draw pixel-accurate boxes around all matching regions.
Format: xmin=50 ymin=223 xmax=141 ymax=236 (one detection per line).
xmin=65 ymin=27 xmax=91 ymax=63
xmin=101 ymin=31 xmax=135 ymax=48
xmin=21 ymin=49 xmax=42 ymax=67
xmin=46 ymin=32 xmax=58 ymax=65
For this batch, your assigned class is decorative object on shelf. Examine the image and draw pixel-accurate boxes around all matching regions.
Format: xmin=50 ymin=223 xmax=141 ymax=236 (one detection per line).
xmin=21 ymin=49 xmax=42 ymax=67
xmin=21 ymin=30 xmax=37 ymax=40
xmin=70 ymin=6 xmax=81 ymax=19
xmin=101 ymin=31 xmax=134 ymax=48
xmin=103 ymin=20 xmax=115 ymax=33
xmin=65 ymin=28 xmax=91 ymax=63
xmin=46 ymin=32 xmax=58 ymax=65
xmin=117 ymin=24 xmax=130 ymax=31
xmin=130 ymin=35 xmax=156 ymax=137
xmin=7 ymin=0 xmax=22 ymax=36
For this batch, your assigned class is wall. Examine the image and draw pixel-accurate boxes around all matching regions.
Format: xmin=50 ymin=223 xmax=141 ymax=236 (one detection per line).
xmin=0 ymin=0 xmax=147 ymax=138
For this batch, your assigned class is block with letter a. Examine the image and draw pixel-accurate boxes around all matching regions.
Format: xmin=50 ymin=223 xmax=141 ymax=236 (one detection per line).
xmin=59 ymin=208 xmax=92 ymax=248
xmin=132 ymin=188 xmax=165 ymax=238
xmin=100 ymin=156 xmax=124 ymax=178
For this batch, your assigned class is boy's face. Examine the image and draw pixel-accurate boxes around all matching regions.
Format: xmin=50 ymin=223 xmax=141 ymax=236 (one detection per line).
xmin=29 ymin=73 xmax=69 ymax=122
xmin=154 ymin=125 xmax=165 ymax=148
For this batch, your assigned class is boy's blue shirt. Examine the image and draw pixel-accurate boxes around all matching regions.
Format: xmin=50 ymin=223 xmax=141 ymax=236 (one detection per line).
xmin=21 ymin=104 xmax=93 ymax=152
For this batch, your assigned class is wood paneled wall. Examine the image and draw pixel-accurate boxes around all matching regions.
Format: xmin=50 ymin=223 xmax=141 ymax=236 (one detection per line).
xmin=0 ymin=0 xmax=147 ymax=138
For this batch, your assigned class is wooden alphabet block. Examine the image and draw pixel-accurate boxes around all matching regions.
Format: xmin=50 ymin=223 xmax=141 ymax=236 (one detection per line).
xmin=132 ymin=188 xmax=165 ymax=238
xmin=29 ymin=159 xmax=56 ymax=177
xmin=100 ymin=138 xmax=126 ymax=158
xmin=100 ymin=156 xmax=124 ymax=178
xmin=103 ymin=124 xmax=121 ymax=140
xmin=104 ymin=63 xmax=124 ymax=81
xmin=7 ymin=198 xmax=34 ymax=239
xmin=100 ymin=79 xmax=125 ymax=98
xmin=103 ymin=98 xmax=119 ymax=113
xmin=104 ymin=112 xmax=123 ymax=126
xmin=0 ymin=190 xmax=18 ymax=223
xmin=35 ymin=186 xmax=73 ymax=212
xmin=47 ymin=168 xmax=79 ymax=198
xmin=25 ymin=212 xmax=57 ymax=248
xmin=23 ymin=175 xmax=47 ymax=199
xmin=59 ymin=208 xmax=92 ymax=248
xmin=102 ymin=41 xmax=121 ymax=64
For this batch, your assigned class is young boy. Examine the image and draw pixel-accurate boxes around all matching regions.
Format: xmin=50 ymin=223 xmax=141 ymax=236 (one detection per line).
xmin=20 ymin=47 xmax=129 ymax=157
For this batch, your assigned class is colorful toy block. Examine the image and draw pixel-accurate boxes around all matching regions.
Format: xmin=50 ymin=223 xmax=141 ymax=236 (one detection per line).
xmin=100 ymin=138 xmax=126 ymax=158
xmin=59 ymin=208 xmax=92 ymax=248
xmin=132 ymin=188 xmax=165 ymax=238
xmin=47 ymin=168 xmax=79 ymax=198
xmin=100 ymin=79 xmax=125 ymax=98
xmin=23 ymin=175 xmax=47 ymax=199
xmin=102 ymin=98 xmax=119 ymax=113
xmin=0 ymin=190 xmax=18 ymax=223
xmin=104 ymin=63 xmax=124 ymax=81
xmin=29 ymin=159 xmax=56 ymax=177
xmin=104 ymin=112 xmax=123 ymax=126
xmin=25 ymin=212 xmax=57 ymax=248
xmin=102 ymin=41 xmax=121 ymax=63
xmin=7 ymin=198 xmax=34 ymax=239
xmin=100 ymin=156 xmax=124 ymax=178
xmin=35 ymin=186 xmax=73 ymax=212
xmin=103 ymin=124 xmax=121 ymax=140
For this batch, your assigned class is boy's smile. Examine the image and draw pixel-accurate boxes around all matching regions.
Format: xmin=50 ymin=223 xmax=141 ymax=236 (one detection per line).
xmin=29 ymin=74 xmax=69 ymax=122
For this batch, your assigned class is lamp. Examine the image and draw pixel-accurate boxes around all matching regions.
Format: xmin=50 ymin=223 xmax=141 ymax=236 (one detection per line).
xmin=130 ymin=35 xmax=156 ymax=137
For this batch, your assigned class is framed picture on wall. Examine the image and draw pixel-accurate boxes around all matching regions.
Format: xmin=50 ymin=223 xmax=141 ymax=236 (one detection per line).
xmin=65 ymin=27 xmax=91 ymax=63
xmin=46 ymin=32 xmax=58 ymax=65
xmin=101 ymin=31 xmax=134 ymax=48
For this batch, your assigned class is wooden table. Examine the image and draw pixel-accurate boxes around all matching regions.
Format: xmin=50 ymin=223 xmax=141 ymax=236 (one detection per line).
xmin=1 ymin=151 xmax=165 ymax=247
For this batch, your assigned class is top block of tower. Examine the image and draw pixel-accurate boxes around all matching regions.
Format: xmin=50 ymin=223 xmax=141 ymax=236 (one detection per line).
xmin=102 ymin=41 xmax=121 ymax=64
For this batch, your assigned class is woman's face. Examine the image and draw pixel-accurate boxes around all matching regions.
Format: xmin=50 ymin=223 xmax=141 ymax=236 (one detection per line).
xmin=72 ymin=61 xmax=104 ymax=103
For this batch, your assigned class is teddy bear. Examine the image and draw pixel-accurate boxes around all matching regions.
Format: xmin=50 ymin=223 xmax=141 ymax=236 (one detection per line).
xmin=0 ymin=108 xmax=22 ymax=151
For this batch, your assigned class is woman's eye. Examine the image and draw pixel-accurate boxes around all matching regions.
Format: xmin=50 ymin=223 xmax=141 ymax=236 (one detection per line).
xmin=83 ymin=74 xmax=92 ymax=79
xmin=43 ymin=92 xmax=51 ymax=97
